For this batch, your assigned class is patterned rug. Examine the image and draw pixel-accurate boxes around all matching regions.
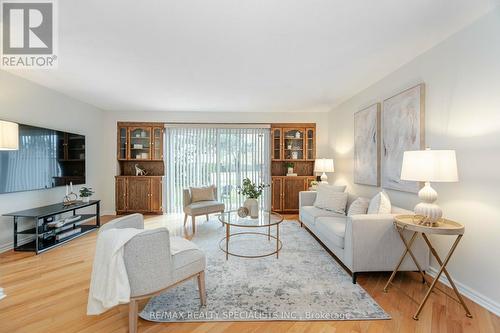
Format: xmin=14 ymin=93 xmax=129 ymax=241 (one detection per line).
xmin=139 ymin=220 xmax=390 ymax=322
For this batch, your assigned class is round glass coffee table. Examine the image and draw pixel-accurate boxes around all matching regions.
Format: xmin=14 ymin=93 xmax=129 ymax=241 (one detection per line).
xmin=217 ymin=210 xmax=284 ymax=260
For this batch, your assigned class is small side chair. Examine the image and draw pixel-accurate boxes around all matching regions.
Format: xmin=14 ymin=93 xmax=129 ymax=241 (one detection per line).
xmin=100 ymin=214 xmax=207 ymax=333
xmin=183 ymin=186 xmax=225 ymax=234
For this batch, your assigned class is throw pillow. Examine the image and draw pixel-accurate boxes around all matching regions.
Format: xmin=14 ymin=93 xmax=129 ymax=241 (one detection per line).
xmin=190 ymin=186 xmax=215 ymax=202
xmin=314 ymin=185 xmax=349 ymax=214
xmin=316 ymin=183 xmax=347 ymax=193
xmin=347 ymin=197 xmax=370 ymax=216
xmin=367 ymin=191 xmax=392 ymax=214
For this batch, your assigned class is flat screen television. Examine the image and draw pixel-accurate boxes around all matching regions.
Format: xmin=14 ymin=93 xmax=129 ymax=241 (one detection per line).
xmin=0 ymin=123 xmax=86 ymax=194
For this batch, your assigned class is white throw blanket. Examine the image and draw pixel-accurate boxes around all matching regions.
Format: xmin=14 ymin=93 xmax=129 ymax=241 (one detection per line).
xmin=87 ymin=228 xmax=145 ymax=315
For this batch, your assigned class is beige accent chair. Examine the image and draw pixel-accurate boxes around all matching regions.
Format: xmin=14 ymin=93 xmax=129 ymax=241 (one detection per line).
xmin=100 ymin=214 xmax=206 ymax=333
xmin=183 ymin=186 xmax=225 ymax=234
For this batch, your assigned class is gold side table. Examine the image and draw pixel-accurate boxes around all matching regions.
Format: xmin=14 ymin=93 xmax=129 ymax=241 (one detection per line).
xmin=383 ymin=215 xmax=472 ymax=320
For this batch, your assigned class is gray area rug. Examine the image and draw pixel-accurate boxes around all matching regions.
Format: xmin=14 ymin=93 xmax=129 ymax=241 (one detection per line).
xmin=140 ymin=220 xmax=390 ymax=322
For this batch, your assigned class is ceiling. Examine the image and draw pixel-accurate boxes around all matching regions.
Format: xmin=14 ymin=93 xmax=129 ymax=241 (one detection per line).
xmin=3 ymin=0 xmax=498 ymax=112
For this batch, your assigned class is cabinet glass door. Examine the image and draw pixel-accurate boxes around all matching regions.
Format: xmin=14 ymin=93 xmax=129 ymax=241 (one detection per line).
xmin=118 ymin=127 xmax=128 ymax=159
xmin=152 ymin=127 xmax=163 ymax=160
xmin=283 ymin=128 xmax=304 ymax=160
xmin=306 ymin=128 xmax=315 ymax=160
xmin=129 ymin=127 xmax=151 ymax=160
xmin=272 ymin=128 xmax=282 ymax=160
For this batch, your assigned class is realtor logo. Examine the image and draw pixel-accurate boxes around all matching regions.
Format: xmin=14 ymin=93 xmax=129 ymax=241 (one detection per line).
xmin=1 ymin=0 xmax=57 ymax=68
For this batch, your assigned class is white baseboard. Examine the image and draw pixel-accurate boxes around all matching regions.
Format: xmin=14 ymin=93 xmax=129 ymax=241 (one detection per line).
xmin=427 ymin=266 xmax=500 ymax=316
xmin=0 ymin=241 xmax=13 ymax=253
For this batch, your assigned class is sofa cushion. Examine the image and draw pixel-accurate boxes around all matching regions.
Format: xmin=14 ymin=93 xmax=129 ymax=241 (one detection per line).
xmin=190 ymin=186 xmax=216 ymax=202
xmin=315 ymin=216 xmax=347 ymax=249
xmin=300 ymin=206 xmax=346 ymax=224
xmin=184 ymin=200 xmax=224 ymax=215
xmin=313 ymin=185 xmax=348 ymax=214
xmin=367 ymin=191 xmax=391 ymax=214
xmin=170 ymin=237 xmax=206 ymax=283
xmin=347 ymin=197 xmax=370 ymax=216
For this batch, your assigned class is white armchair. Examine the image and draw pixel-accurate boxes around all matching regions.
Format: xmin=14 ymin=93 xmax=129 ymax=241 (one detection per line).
xmin=183 ymin=186 xmax=225 ymax=234
xmin=100 ymin=214 xmax=206 ymax=333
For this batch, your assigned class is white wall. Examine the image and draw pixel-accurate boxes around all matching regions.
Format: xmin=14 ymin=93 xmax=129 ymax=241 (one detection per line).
xmin=0 ymin=71 xmax=105 ymax=252
xmin=328 ymin=8 xmax=500 ymax=313
xmin=101 ymin=110 xmax=329 ymax=213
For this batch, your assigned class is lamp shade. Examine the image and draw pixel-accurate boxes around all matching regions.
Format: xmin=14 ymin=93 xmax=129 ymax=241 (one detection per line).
xmin=0 ymin=121 xmax=19 ymax=150
xmin=401 ymin=149 xmax=458 ymax=182
xmin=314 ymin=158 xmax=335 ymax=173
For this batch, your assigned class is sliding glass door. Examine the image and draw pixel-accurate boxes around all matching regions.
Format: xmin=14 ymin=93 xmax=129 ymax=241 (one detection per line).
xmin=165 ymin=126 xmax=271 ymax=213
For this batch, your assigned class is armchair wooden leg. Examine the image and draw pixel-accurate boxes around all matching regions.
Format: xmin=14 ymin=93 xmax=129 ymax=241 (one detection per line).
xmin=129 ymin=299 xmax=138 ymax=333
xmin=197 ymin=271 xmax=207 ymax=306
xmin=192 ymin=216 xmax=196 ymax=234
xmin=183 ymin=214 xmax=188 ymax=226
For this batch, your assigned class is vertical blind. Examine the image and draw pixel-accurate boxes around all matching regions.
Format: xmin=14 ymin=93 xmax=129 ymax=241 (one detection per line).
xmin=1 ymin=127 xmax=60 ymax=193
xmin=165 ymin=126 xmax=271 ymax=213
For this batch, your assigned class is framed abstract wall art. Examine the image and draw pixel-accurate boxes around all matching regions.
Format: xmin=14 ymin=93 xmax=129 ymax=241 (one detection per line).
xmin=381 ymin=83 xmax=425 ymax=193
xmin=354 ymin=103 xmax=380 ymax=186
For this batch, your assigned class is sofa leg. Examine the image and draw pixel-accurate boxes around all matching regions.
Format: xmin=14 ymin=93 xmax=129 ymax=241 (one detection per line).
xmin=352 ymin=272 xmax=357 ymax=284
xmin=197 ymin=271 xmax=207 ymax=306
xmin=192 ymin=216 xmax=196 ymax=234
xmin=422 ymin=270 xmax=426 ymax=284
xmin=129 ymin=299 xmax=138 ymax=333
xmin=183 ymin=214 xmax=188 ymax=226
xmin=300 ymin=221 xmax=303 ymax=228
xmin=206 ymin=214 xmax=209 ymax=221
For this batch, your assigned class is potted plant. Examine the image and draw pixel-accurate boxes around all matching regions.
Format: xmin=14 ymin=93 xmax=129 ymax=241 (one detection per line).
xmin=79 ymin=186 xmax=95 ymax=203
xmin=237 ymin=178 xmax=269 ymax=218
xmin=286 ymin=162 xmax=294 ymax=175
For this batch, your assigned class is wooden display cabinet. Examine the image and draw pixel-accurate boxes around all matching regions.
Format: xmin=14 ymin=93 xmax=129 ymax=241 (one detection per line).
xmin=270 ymin=123 xmax=316 ymax=213
xmin=272 ymin=176 xmax=316 ymax=213
xmin=116 ymin=122 xmax=165 ymax=214
xmin=115 ymin=176 xmax=163 ymax=214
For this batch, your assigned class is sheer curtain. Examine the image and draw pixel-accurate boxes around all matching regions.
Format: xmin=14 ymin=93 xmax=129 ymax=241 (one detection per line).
xmin=165 ymin=126 xmax=271 ymax=213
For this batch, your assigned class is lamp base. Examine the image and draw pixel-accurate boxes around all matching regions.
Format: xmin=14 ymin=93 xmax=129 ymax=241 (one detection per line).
xmin=320 ymin=172 xmax=328 ymax=184
xmin=414 ymin=182 xmax=442 ymax=226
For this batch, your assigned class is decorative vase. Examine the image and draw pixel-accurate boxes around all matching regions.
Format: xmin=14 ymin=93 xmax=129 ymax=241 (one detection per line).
xmin=81 ymin=196 xmax=90 ymax=203
xmin=295 ymin=132 xmax=301 ymax=139
xmin=291 ymin=151 xmax=298 ymax=159
xmin=244 ymin=198 xmax=259 ymax=218
xmin=287 ymin=167 xmax=294 ymax=174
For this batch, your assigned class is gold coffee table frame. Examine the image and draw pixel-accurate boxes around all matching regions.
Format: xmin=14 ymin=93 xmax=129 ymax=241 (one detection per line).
xmin=383 ymin=215 xmax=472 ymax=320
xmin=218 ymin=210 xmax=284 ymax=260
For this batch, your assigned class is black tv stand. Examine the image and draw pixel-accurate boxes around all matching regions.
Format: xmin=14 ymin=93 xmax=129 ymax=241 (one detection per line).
xmin=3 ymin=200 xmax=100 ymax=254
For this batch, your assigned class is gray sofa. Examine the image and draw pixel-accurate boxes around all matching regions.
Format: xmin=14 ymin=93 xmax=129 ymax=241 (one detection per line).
xmin=299 ymin=191 xmax=430 ymax=283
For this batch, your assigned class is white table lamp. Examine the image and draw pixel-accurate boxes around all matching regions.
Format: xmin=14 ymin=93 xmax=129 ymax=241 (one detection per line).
xmin=401 ymin=148 xmax=458 ymax=225
xmin=314 ymin=158 xmax=334 ymax=184
xmin=0 ymin=120 xmax=19 ymax=151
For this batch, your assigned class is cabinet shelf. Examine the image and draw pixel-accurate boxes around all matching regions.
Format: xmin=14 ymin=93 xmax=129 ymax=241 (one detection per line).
xmin=117 ymin=123 xmax=164 ymax=161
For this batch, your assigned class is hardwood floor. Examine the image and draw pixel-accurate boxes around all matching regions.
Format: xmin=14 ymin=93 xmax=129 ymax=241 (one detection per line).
xmin=0 ymin=214 xmax=498 ymax=333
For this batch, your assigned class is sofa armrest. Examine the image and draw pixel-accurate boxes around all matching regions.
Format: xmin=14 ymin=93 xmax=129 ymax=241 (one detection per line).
xmin=299 ymin=191 xmax=317 ymax=207
xmin=344 ymin=214 xmax=429 ymax=273
xmin=183 ymin=189 xmax=192 ymax=209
